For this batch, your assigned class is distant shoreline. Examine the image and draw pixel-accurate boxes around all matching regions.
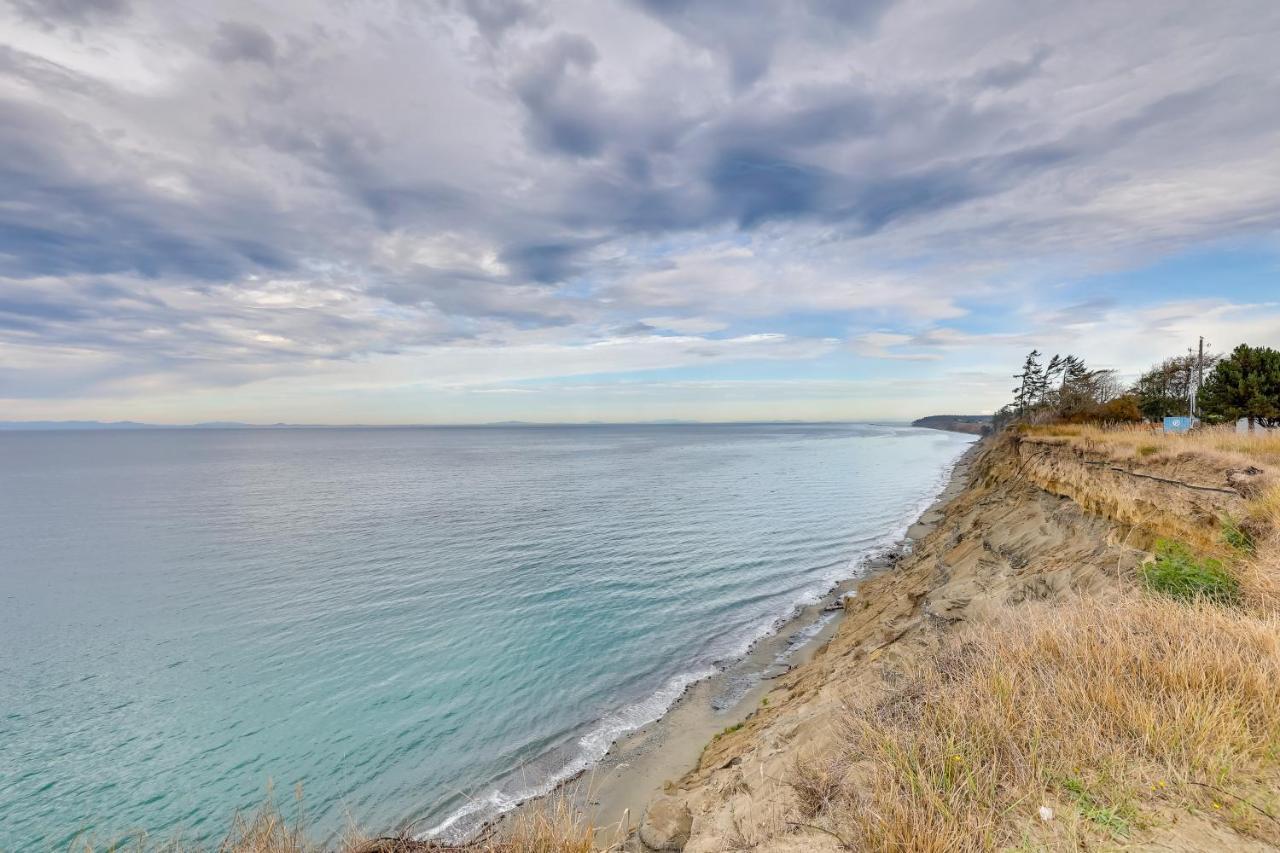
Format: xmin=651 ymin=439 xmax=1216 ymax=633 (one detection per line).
xmin=1 ymin=419 xmax=934 ymax=432
xmin=910 ymin=414 xmax=991 ymax=435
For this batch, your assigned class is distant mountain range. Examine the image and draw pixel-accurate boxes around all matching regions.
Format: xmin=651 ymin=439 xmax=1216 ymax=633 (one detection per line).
xmin=0 ymin=419 xmax=733 ymax=431
xmin=0 ymin=418 xmax=965 ymax=432
xmin=910 ymin=415 xmax=991 ymax=435
xmin=0 ymin=421 xmax=266 ymax=430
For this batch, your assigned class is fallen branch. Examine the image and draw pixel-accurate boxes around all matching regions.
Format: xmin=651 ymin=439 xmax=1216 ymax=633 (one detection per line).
xmin=786 ymin=821 xmax=852 ymax=849
xmin=1187 ymin=780 xmax=1280 ymax=826
xmin=1075 ymin=458 xmax=1240 ymax=494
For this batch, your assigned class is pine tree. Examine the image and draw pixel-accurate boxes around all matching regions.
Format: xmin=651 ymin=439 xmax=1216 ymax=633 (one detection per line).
xmin=1012 ymin=350 xmax=1044 ymax=415
xmin=1043 ymin=354 xmax=1064 ymax=404
xmin=1199 ymin=344 xmax=1280 ymax=429
xmin=1062 ymin=355 xmax=1088 ymax=391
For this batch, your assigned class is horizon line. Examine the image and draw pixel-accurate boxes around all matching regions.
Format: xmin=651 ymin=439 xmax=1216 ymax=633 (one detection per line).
xmin=0 ymin=416 xmax=990 ymax=432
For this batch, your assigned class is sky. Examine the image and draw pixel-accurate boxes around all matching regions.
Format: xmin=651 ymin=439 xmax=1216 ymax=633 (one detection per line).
xmin=2 ymin=0 xmax=1280 ymax=424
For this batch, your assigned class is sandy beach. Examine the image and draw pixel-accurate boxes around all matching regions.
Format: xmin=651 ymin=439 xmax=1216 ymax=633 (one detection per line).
xmin=504 ymin=440 xmax=982 ymax=844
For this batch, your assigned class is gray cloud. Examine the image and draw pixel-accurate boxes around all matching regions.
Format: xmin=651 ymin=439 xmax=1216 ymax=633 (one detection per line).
xmin=0 ymin=99 xmax=294 ymax=281
xmin=460 ymin=0 xmax=542 ymax=43
xmin=3 ymin=0 xmax=1280 ymax=408
xmin=210 ymin=21 xmax=278 ymax=66
xmin=512 ymin=33 xmax=606 ymax=157
xmin=970 ymin=45 xmax=1052 ymax=89
xmin=10 ymin=0 xmax=128 ymax=27
xmin=633 ymin=0 xmax=895 ymax=88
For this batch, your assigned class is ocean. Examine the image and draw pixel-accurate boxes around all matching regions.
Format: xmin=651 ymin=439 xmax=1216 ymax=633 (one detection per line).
xmin=0 ymin=423 xmax=974 ymax=846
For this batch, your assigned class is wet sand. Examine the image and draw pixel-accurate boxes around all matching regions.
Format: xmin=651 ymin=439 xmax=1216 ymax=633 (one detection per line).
xmin=570 ymin=442 xmax=978 ymax=841
xmin=501 ymin=441 xmax=980 ymax=845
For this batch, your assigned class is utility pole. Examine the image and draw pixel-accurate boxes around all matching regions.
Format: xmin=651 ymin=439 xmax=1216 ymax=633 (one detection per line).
xmin=1190 ymin=336 xmax=1204 ymax=421
xmin=1198 ymin=336 xmax=1204 ymax=393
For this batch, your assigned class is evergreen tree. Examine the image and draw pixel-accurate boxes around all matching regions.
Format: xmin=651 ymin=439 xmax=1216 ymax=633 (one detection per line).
xmin=1055 ymin=356 xmax=1096 ymax=418
xmin=1042 ymin=354 xmax=1064 ymax=404
xmin=1132 ymin=350 xmax=1219 ymax=420
xmin=1198 ymin=344 xmax=1280 ymax=428
xmin=1012 ymin=350 xmax=1044 ymax=415
xmin=1062 ymin=355 xmax=1088 ymax=391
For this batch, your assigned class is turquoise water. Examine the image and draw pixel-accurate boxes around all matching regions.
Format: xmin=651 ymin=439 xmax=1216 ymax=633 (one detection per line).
xmin=0 ymin=424 xmax=973 ymax=846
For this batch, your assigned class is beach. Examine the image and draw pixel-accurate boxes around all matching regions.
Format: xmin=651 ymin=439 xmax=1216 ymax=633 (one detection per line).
xmin=599 ymin=428 xmax=1280 ymax=852
xmin=501 ymin=441 xmax=981 ymax=844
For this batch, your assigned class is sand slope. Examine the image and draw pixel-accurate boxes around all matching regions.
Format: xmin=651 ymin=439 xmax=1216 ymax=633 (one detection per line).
xmin=633 ymin=434 xmax=1274 ymax=852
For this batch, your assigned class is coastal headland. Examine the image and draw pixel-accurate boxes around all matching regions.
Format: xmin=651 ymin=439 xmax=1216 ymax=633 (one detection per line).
xmin=597 ymin=426 xmax=1279 ymax=852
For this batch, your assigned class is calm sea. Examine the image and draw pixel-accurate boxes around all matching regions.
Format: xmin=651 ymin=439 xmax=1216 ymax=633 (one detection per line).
xmin=0 ymin=424 xmax=973 ymax=846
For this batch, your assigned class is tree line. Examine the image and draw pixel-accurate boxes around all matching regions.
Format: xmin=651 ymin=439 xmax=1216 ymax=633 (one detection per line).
xmin=995 ymin=343 xmax=1280 ymax=430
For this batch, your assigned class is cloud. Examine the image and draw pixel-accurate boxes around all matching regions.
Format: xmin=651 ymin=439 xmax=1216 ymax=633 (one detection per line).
xmin=209 ymin=21 xmax=278 ymax=66
xmin=10 ymin=0 xmax=129 ymax=27
xmin=851 ymin=332 xmax=942 ymax=361
xmin=459 ymin=0 xmax=543 ymax=44
xmin=2 ymin=0 xmax=1280 ymax=419
xmin=631 ymin=0 xmax=895 ymax=89
xmin=511 ymin=33 xmax=612 ymax=158
xmin=969 ymin=44 xmax=1051 ymax=90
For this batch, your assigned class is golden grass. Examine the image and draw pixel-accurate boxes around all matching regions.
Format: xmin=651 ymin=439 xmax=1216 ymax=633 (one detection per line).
xmin=1017 ymin=424 xmax=1280 ymax=591
xmin=809 ymin=595 xmax=1280 ymax=851
xmin=69 ymin=795 xmax=604 ymax=853
xmin=1023 ymin=423 xmax=1280 ymax=467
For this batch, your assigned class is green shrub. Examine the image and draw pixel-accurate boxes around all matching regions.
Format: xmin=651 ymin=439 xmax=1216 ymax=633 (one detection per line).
xmin=1141 ymin=540 xmax=1240 ymax=605
xmin=1221 ymin=515 xmax=1255 ymax=554
xmin=1136 ymin=444 xmax=1159 ymax=457
xmin=713 ymin=722 xmax=744 ymax=740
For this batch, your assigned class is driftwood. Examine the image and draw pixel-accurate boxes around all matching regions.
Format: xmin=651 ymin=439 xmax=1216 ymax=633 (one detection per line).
xmin=1077 ymin=459 xmax=1242 ymax=495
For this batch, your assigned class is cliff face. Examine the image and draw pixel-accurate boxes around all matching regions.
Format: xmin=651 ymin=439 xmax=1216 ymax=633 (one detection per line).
xmin=993 ymin=435 xmax=1264 ymax=552
xmin=641 ymin=434 xmax=1278 ymax=852
xmin=910 ymin=415 xmax=990 ymax=435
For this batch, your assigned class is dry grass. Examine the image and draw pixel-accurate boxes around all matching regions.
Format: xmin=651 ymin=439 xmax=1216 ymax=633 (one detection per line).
xmin=787 ymin=752 xmax=849 ymax=819
xmin=1023 ymin=422 xmax=1280 ymax=468
xmin=69 ymin=795 xmax=604 ymax=853
xmin=775 ymin=429 xmax=1280 ymax=850
xmin=807 ymin=595 xmax=1280 ymax=851
xmin=1018 ymin=423 xmax=1280 ymax=612
xmin=349 ymin=799 xmax=602 ymax=853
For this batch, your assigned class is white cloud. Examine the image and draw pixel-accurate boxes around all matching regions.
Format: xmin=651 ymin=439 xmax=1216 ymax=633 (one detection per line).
xmin=3 ymin=0 xmax=1280 ymax=420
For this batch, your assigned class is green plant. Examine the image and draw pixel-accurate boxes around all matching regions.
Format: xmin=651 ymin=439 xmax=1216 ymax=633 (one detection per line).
xmin=1221 ymin=515 xmax=1255 ymax=554
xmin=1141 ymin=540 xmax=1240 ymax=605
xmin=1198 ymin=344 xmax=1280 ymax=427
xmin=1136 ymin=444 xmax=1159 ymax=457
xmin=1062 ymin=777 xmax=1133 ymax=837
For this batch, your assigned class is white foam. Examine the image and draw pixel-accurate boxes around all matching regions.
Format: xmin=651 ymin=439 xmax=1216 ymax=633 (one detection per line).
xmin=424 ymin=664 xmax=716 ymax=841
xmin=424 ymin=438 xmax=974 ymax=842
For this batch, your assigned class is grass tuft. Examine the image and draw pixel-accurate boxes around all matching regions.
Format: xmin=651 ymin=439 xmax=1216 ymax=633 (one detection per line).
xmin=67 ymin=794 xmax=603 ymax=853
xmin=1141 ymin=539 xmax=1241 ymax=605
xmin=1061 ymin=776 xmax=1134 ymax=838
xmin=1222 ymin=515 xmax=1256 ymax=554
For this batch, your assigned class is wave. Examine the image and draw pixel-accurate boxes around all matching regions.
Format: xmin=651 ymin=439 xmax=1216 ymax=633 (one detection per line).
xmin=423 ymin=664 xmax=716 ymax=840
xmin=424 ymin=437 xmax=974 ymax=841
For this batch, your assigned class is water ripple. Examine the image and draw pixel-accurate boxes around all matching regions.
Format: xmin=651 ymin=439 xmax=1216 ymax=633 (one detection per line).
xmin=0 ymin=424 xmax=973 ymax=847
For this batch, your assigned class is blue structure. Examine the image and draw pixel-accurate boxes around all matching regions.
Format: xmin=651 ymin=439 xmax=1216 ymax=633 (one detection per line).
xmin=1163 ymin=416 xmax=1192 ymax=433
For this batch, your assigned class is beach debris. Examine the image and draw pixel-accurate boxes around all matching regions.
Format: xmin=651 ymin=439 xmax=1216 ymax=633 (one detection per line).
xmin=639 ymin=794 xmax=692 ymax=851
